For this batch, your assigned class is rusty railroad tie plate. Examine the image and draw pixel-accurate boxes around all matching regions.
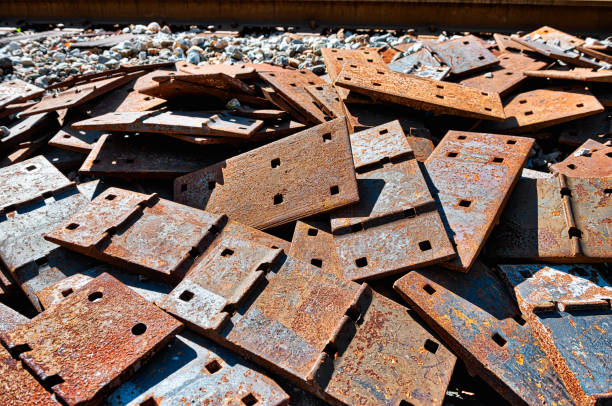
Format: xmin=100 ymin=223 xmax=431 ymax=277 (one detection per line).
xmin=0 ymin=273 xmax=182 ymax=406
xmin=0 ymin=112 xmax=57 ymax=152
xmin=511 ymin=36 xmax=600 ymax=69
xmin=108 ymin=330 xmax=289 ymax=406
xmin=321 ymin=47 xmax=387 ymax=103
xmin=48 ymin=123 xmax=106 ymax=154
xmin=20 ymin=72 xmax=142 ymax=117
xmin=524 ymin=26 xmax=585 ymax=51
xmin=79 ymin=132 xmax=220 ymax=179
xmin=0 ymin=78 xmax=45 ymax=109
xmin=152 ymin=71 xmax=255 ymax=95
xmin=427 ymin=35 xmax=499 ymax=76
xmin=72 ymin=109 xmax=263 ymax=140
xmin=558 ymin=111 xmax=612 ymax=147
xmin=334 ymin=64 xmax=505 ymax=121
xmin=176 ymin=61 xmax=257 ymax=79
xmin=425 ymin=130 xmax=533 ymax=272
xmin=388 ymin=49 xmax=450 ymax=81
xmin=289 ymin=220 xmax=344 ymax=279
xmin=499 ymin=264 xmax=612 ymax=405
xmin=258 ymin=69 xmax=327 ymax=124
xmin=486 ymin=175 xmax=611 ymax=262
xmin=459 ymin=52 xmax=548 ymax=97
xmin=330 ymin=121 xmax=455 ymax=281
xmin=493 ymin=33 xmax=534 ymax=53
xmin=393 ymin=263 xmax=576 ymax=406
xmin=550 ymin=139 xmax=612 ymax=177
xmin=523 ymin=68 xmax=612 ymax=83
xmin=159 ymin=238 xmax=456 ymax=405
xmin=305 ymin=83 xmax=344 ymax=119
xmin=81 ymin=82 xmax=167 ymax=117
xmin=174 ymin=118 xmax=359 ymax=230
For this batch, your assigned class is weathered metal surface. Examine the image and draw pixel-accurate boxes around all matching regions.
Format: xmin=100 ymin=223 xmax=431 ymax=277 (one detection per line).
xmin=72 ymin=109 xmax=264 ymax=139
xmin=340 ymin=101 xmax=426 ymax=134
xmin=0 ymin=301 xmax=27 ymax=333
xmin=427 ymin=35 xmax=499 ymax=76
xmin=499 ymin=263 xmax=612 ymax=405
xmin=0 ymin=134 xmax=49 ymax=167
xmin=260 ymin=83 xmax=311 ymax=123
xmin=174 ymin=118 xmax=359 ymax=230
xmin=577 ymin=45 xmax=612 ymax=65
xmin=491 ymin=86 xmax=604 ymax=133
xmin=321 ymin=47 xmax=386 ymax=103
xmin=48 ymin=123 xmax=105 ymax=154
xmin=231 ymin=104 xmax=286 ymax=119
xmin=152 ymin=71 xmax=255 ymax=95
xmin=331 ymin=159 xmax=456 ymax=281
xmin=524 ymin=26 xmax=584 ymax=51
xmin=81 ymin=82 xmax=167 ymax=117
xmin=108 ymin=331 xmax=290 ymax=406
xmin=486 ymin=175 xmax=611 ymax=262
xmin=44 ymin=187 xmax=226 ymax=283
xmin=0 ymin=112 xmax=58 ymax=152
xmin=550 ymin=139 xmax=612 ymax=177
xmin=425 ymin=130 xmax=534 ymax=272
xmin=334 ymin=65 xmax=505 ymax=121
xmin=388 ymin=49 xmax=450 ymax=80
xmin=79 ymin=132 xmax=219 ymax=179
xmin=1 ymin=273 xmax=182 ymax=406
xmin=459 ymin=52 xmax=548 ymax=97
xmin=21 ymin=73 xmax=142 ymax=116
xmin=289 ymin=220 xmax=343 ymax=279
xmin=558 ymin=110 xmax=612 ymax=147
xmin=43 ymin=147 xmax=86 ymax=171
xmin=523 ymin=68 xmax=612 ymax=83
xmin=258 ymin=69 xmax=328 ymax=124
xmin=0 ymin=99 xmax=37 ymax=119
xmin=251 ymin=118 xmax=307 ymax=142
xmin=522 ymin=168 xmax=554 ymax=179
xmin=493 ymin=33 xmax=534 ymax=53
xmin=511 ymin=36 xmax=601 ymax=68
xmin=0 ymin=78 xmax=45 ymax=109
xmin=176 ymin=61 xmax=257 ymax=79
xmin=305 ymin=83 xmax=344 ymax=119
xmin=393 ymin=262 xmax=576 ymax=406
xmin=347 ymin=120 xmax=414 ymax=171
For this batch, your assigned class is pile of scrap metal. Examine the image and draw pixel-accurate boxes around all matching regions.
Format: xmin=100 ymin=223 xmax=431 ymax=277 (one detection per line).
xmin=0 ymin=25 xmax=610 ymax=406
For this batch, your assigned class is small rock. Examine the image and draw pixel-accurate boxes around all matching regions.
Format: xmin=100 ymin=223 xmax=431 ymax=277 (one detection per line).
xmin=309 ymin=64 xmax=325 ymax=75
xmin=484 ymin=72 xmax=493 ymax=78
xmin=161 ymin=25 xmax=172 ymax=34
xmin=147 ymin=22 xmax=161 ymax=32
xmin=132 ymin=24 xmax=147 ymax=34
xmin=186 ymin=50 xmax=200 ymax=64
xmin=34 ymin=75 xmax=48 ymax=87
xmin=147 ymin=48 xmax=160 ymax=56
xmin=226 ymin=98 xmax=241 ymax=109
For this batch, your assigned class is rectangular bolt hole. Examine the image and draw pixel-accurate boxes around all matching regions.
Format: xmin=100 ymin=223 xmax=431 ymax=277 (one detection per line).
xmin=424 ymin=339 xmax=439 ymax=353
xmin=25 ymin=165 xmax=37 ymax=171
xmin=372 ymin=82 xmax=381 ymax=86
xmin=436 ymin=85 xmax=444 ymax=89
xmin=181 ymin=184 xmax=187 ymax=192
xmin=457 ymin=135 xmax=467 ymax=140
xmin=492 ymin=333 xmax=507 ymax=347
xmin=507 ymin=139 xmax=516 ymax=145
xmin=273 ymin=193 xmax=283 ymax=205
xmin=179 ymin=290 xmax=194 ymax=302
xmin=379 ymin=128 xmax=388 ymax=135
xmin=355 ymin=257 xmax=368 ymax=268
xmin=447 ymin=152 xmax=458 ymax=158
xmin=271 ymin=158 xmax=280 ymax=168
xmin=436 ymin=95 xmax=444 ymax=99
xmin=205 ymin=359 xmax=222 ymax=374
xmin=485 ymin=107 xmax=492 ymax=111
xmin=208 ymin=181 xmax=216 ymax=190
xmin=423 ymin=284 xmax=436 ymax=295
xmin=105 ymin=194 xmax=117 ymax=200
xmin=478 ymin=55 xmax=485 ymax=60
xmin=330 ymin=185 xmax=339 ymax=195
xmin=311 ymin=258 xmax=323 ymax=268
xmin=66 ymin=223 xmax=79 ymax=230
xmin=61 ymin=288 xmax=73 ymax=298
xmin=524 ymin=111 xmax=533 ymax=116
xmin=568 ymin=227 xmax=582 ymax=239
xmin=576 ymin=103 xmax=584 ymax=108
xmin=307 ymin=228 xmax=318 ymax=236
xmin=140 ymin=398 xmax=158 ymax=406
xmin=221 ymin=248 xmax=234 ymax=257
xmin=322 ymin=133 xmax=332 ymax=142
xmin=492 ymin=157 xmax=504 ymax=163
xmin=242 ymin=393 xmax=258 ymax=405
xmin=459 ymin=199 xmax=471 ymax=208
xmin=519 ymin=100 xmax=527 ymax=104
xmin=419 ymin=240 xmax=432 ymax=251
xmin=513 ymin=314 xmax=526 ymax=326
xmin=567 ymin=164 xmax=576 ymax=170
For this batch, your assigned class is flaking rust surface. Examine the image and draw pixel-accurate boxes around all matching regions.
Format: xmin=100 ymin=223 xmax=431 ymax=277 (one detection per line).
xmin=347 ymin=120 xmax=415 ymax=170
xmin=108 ymin=331 xmax=289 ymax=406
xmin=393 ymin=263 xmax=575 ymax=406
xmin=550 ymin=139 xmax=612 ymax=177
xmin=427 ymin=35 xmax=499 ymax=76
xmin=48 ymin=122 xmax=106 ymax=154
xmin=0 ymin=301 xmax=28 ymax=333
xmin=289 ymin=220 xmax=343 ymax=279
xmin=305 ymin=83 xmax=344 ymax=118
xmin=334 ymin=64 xmax=505 ymax=121
xmin=499 ymin=264 xmax=612 ymax=405
xmin=459 ymin=52 xmax=548 ymax=97
xmin=81 ymin=82 xmax=166 ymax=116
xmin=489 ymin=86 xmax=604 ymax=133
xmin=0 ymin=112 xmax=57 ymax=152
xmin=258 ymin=69 xmax=327 ymax=124
xmin=425 ymin=130 xmax=533 ymax=272
xmin=45 ymin=187 xmax=226 ymax=283
xmin=523 ymin=68 xmax=612 ymax=83
xmin=0 ymin=78 xmax=45 ymax=108
xmin=486 ymin=175 xmax=611 ymax=262
xmin=152 ymin=71 xmax=255 ymax=95
xmin=388 ymin=49 xmax=450 ymax=81
xmin=0 ymin=273 xmax=182 ymax=406
xmin=176 ymin=61 xmax=257 ymax=79
xmin=71 ymin=110 xmax=264 ymax=139
xmin=524 ymin=26 xmax=585 ymax=50
xmin=174 ymin=118 xmax=359 ymax=230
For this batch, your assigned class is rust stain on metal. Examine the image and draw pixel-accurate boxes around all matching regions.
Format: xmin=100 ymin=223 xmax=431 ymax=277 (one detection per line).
xmin=81 ymin=82 xmax=167 ymax=116
xmin=347 ymin=120 xmax=414 ymax=170
xmin=0 ymin=112 xmax=58 ymax=152
xmin=523 ymin=68 xmax=612 ymax=83
xmin=176 ymin=61 xmax=257 ymax=79
xmin=550 ymin=139 xmax=612 ymax=177
xmin=511 ymin=36 xmax=600 ymax=68
xmin=0 ymin=301 xmax=28 ymax=333
xmin=334 ymin=64 xmax=505 ymax=121
xmin=231 ymin=104 xmax=287 ymax=119
xmin=427 ymin=35 xmax=499 ymax=76
xmin=71 ymin=109 xmax=264 ymax=139
xmin=490 ymin=86 xmax=604 ymax=133
xmin=0 ymin=273 xmax=182 ymax=406
xmin=48 ymin=123 xmax=105 ymax=154
xmin=493 ymin=33 xmax=534 ymax=53
xmin=174 ymin=118 xmax=359 ymax=230
xmin=388 ymin=49 xmax=450 ymax=80
xmin=577 ymin=45 xmax=612 ymax=65
xmin=524 ymin=26 xmax=585 ymax=51
xmin=393 ymin=263 xmax=576 ymax=406
xmin=558 ymin=111 xmax=612 ymax=147
xmin=152 ymin=71 xmax=255 ymax=94
xmin=486 ymin=175 xmax=611 ymax=262
xmin=425 ymin=130 xmax=534 ymax=272
xmin=289 ymin=220 xmax=343 ymax=279
xmin=459 ymin=52 xmax=548 ymax=97
xmin=0 ymin=78 xmax=45 ymax=109
xmin=305 ymin=83 xmax=344 ymax=119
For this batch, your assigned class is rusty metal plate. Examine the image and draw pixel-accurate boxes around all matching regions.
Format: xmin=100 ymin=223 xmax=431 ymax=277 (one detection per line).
xmin=331 ymin=160 xmax=456 ymax=281
xmin=424 ymin=130 xmax=534 ymax=272
xmin=427 ymin=35 xmax=499 ymax=76
xmin=1 ymin=272 xmax=182 ymax=406
xmin=486 ymin=175 xmax=611 ymax=262
xmin=305 ymin=83 xmax=344 ymax=118
xmin=0 ymin=134 xmax=49 ymax=167
xmin=334 ymin=65 xmax=505 ymax=121
xmin=459 ymin=52 xmax=548 ymax=97
xmin=44 ymin=187 xmax=226 ymax=283
xmin=42 ymin=146 xmax=86 ymax=171
xmin=0 ymin=112 xmax=58 ymax=152
xmin=174 ymin=118 xmax=359 ymax=230
xmin=0 ymin=301 xmax=27 ymax=333
xmin=499 ymin=264 xmax=612 ymax=405
xmin=176 ymin=61 xmax=257 ymax=79
xmin=109 ymin=331 xmax=289 ymax=406
xmin=524 ymin=26 xmax=585 ymax=51
xmin=79 ymin=132 xmax=219 ymax=179
xmin=0 ymin=78 xmax=45 ymax=109
xmin=340 ymin=101 xmax=425 ymax=133
xmin=260 ymin=83 xmax=310 ymax=123
xmin=577 ymin=45 xmax=612 ymax=65
xmin=251 ymin=118 xmax=307 ymax=142
xmin=493 ymin=33 xmax=534 ymax=53
xmin=48 ymin=123 xmax=105 ymax=154
xmin=388 ymin=49 xmax=450 ymax=80
xmin=133 ymin=69 xmax=176 ymax=92
xmin=490 ymin=86 xmax=604 ymax=133
xmin=348 ymin=120 xmax=413 ymax=170
xmin=288 ymin=220 xmax=343 ymax=279
xmin=550 ymin=139 xmax=612 ymax=177
xmin=523 ymin=68 xmax=612 ymax=83
xmin=21 ymin=72 xmax=142 ymax=117
xmin=72 ymin=110 xmax=264 ymax=139
xmin=80 ymin=82 xmax=166 ymax=117
xmin=511 ymin=36 xmax=600 ymax=68
xmin=231 ymin=105 xmax=286 ymax=119
xmin=152 ymin=71 xmax=255 ymax=95
xmin=559 ymin=110 xmax=612 ymax=147
xmin=394 ymin=263 xmax=576 ymax=406
xmin=258 ymin=69 xmax=327 ymax=124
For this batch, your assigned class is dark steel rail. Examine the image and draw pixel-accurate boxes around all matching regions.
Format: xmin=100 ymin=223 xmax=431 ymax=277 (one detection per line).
xmin=1 ymin=0 xmax=611 ymax=33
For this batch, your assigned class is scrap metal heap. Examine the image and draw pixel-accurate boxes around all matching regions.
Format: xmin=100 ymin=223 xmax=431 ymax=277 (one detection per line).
xmin=0 ymin=25 xmax=610 ymax=406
